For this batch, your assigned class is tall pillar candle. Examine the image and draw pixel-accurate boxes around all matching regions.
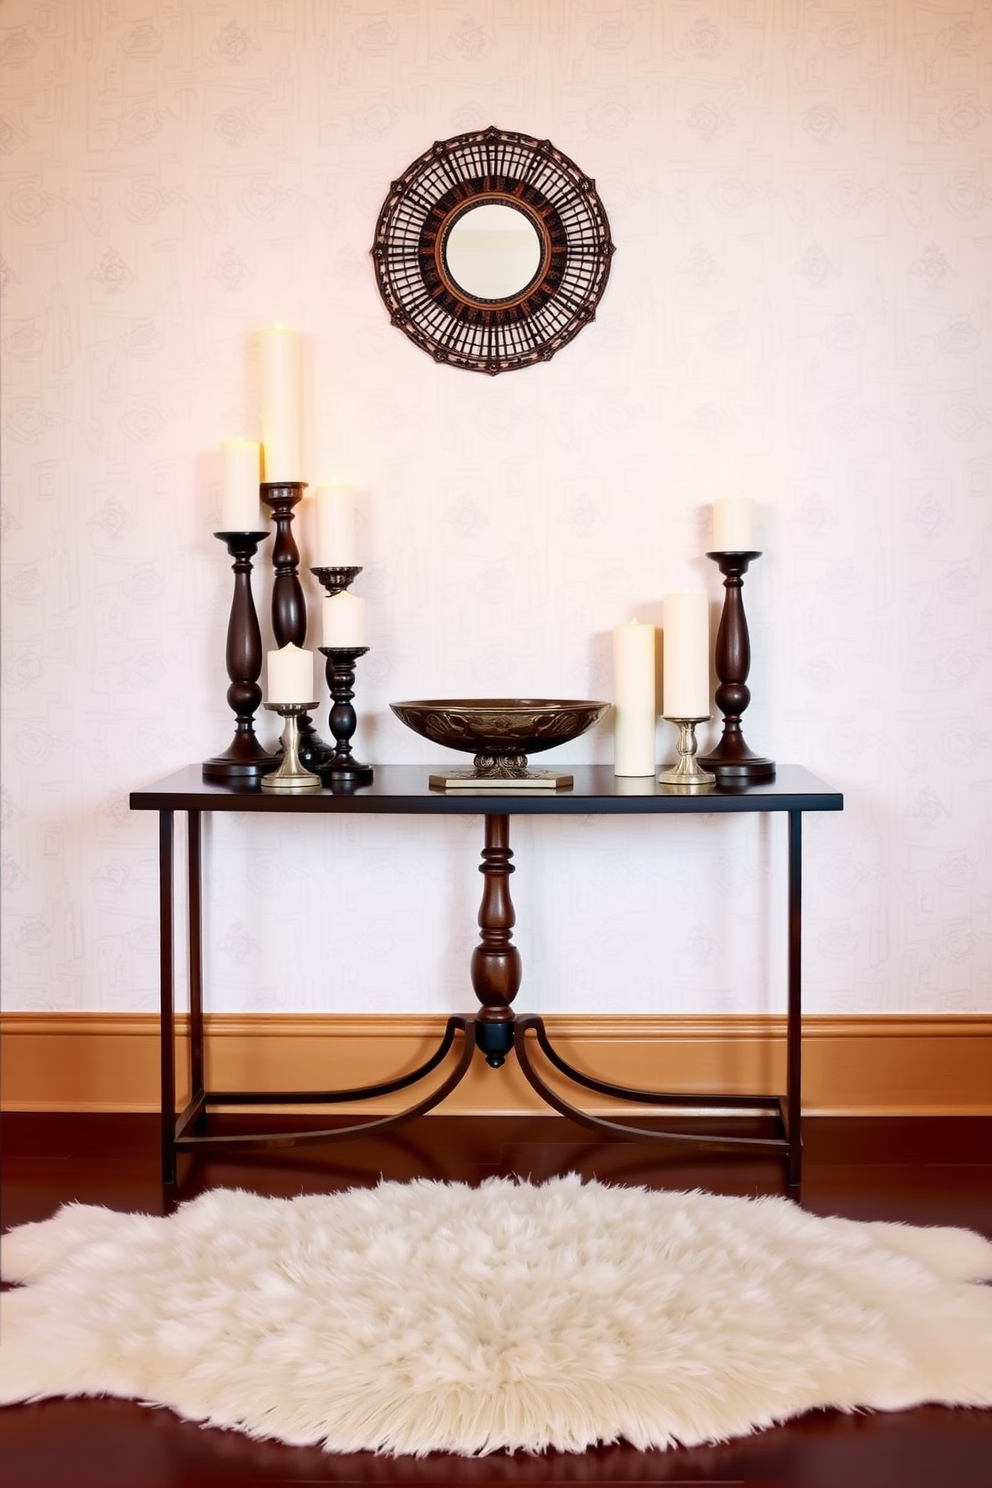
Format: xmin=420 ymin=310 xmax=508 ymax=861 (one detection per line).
xmin=266 ymin=643 xmax=314 ymax=705
xmin=662 ymin=592 xmax=710 ymax=718
xmin=259 ymin=326 xmax=301 ymax=483
xmin=315 ymin=485 xmax=356 ymax=565
xmin=322 ymin=592 xmax=366 ymax=648
xmin=612 ymin=619 xmax=656 ymax=775
xmin=712 ymin=496 xmax=755 ymax=552
xmin=220 ymin=439 xmax=261 ymax=531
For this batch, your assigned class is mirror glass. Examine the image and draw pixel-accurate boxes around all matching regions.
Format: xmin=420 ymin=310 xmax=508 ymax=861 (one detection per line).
xmin=444 ymin=203 xmax=543 ymax=302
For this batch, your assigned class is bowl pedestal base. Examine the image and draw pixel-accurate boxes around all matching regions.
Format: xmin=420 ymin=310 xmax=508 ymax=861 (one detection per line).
xmin=429 ymin=767 xmax=574 ymax=791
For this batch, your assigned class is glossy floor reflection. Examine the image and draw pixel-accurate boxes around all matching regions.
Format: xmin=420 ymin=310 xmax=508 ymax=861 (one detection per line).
xmin=2 ymin=1113 xmax=990 ymax=1487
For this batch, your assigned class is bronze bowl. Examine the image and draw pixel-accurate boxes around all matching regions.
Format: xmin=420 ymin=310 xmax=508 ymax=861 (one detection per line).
xmin=390 ymin=698 xmax=610 ymax=782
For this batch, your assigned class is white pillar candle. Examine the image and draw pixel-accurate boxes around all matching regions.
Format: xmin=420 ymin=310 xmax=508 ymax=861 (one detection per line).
xmin=266 ymin=643 xmax=314 ymax=705
xmin=662 ymin=592 xmax=710 ymax=718
xmin=315 ymin=486 xmax=356 ymax=565
xmin=712 ymin=496 xmax=755 ymax=552
xmin=259 ymin=326 xmax=301 ymax=483
xmin=612 ymin=619 xmax=656 ymax=776
xmin=220 ymin=439 xmax=261 ymax=531
xmin=322 ymin=592 xmax=366 ymax=648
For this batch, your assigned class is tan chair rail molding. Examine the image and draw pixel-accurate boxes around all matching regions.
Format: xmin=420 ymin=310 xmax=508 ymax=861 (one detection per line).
xmin=2 ymin=1012 xmax=990 ymax=1116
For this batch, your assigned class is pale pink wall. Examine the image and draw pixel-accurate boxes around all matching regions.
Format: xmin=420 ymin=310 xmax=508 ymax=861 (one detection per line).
xmin=2 ymin=1 xmax=990 ymax=1015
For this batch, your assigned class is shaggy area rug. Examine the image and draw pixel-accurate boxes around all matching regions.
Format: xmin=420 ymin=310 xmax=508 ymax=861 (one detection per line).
xmin=2 ymin=1176 xmax=991 ymax=1456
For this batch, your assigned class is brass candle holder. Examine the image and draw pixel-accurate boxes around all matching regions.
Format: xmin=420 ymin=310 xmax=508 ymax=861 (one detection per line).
xmin=260 ymin=702 xmax=322 ymax=793
xmin=659 ymin=717 xmax=715 ymax=792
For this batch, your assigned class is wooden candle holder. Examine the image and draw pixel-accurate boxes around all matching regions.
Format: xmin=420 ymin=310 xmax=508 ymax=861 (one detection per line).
xmin=202 ymin=532 xmax=277 ymax=784
xmin=318 ymin=647 xmax=374 ymax=786
xmin=260 ymin=481 xmax=327 ymax=771
xmin=699 ymin=551 xmax=775 ymax=782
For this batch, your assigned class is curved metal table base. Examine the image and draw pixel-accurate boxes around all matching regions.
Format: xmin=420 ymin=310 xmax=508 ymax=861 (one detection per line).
xmin=168 ymin=1012 xmax=797 ymax=1190
xmin=167 ymin=1016 xmax=474 ymax=1179
xmin=514 ymin=1015 xmax=798 ymax=1183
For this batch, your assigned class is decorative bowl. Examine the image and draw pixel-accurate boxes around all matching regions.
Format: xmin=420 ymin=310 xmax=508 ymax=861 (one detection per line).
xmin=390 ymin=697 xmax=610 ymax=786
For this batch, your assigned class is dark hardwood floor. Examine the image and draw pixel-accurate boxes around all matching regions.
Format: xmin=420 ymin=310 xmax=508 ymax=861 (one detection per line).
xmin=2 ymin=1112 xmax=990 ymax=1487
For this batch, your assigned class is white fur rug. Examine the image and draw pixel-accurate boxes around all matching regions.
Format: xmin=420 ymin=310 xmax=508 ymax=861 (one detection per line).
xmin=2 ymin=1176 xmax=991 ymax=1456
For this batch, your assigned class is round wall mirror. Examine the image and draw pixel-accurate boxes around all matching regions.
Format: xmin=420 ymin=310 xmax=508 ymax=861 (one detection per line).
xmin=371 ymin=125 xmax=615 ymax=376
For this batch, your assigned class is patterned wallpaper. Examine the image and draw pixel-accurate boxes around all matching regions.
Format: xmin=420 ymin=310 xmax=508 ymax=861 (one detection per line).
xmin=1 ymin=0 xmax=990 ymax=1017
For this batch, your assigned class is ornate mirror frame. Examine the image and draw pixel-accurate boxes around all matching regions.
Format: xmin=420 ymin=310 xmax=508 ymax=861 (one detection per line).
xmin=371 ymin=125 xmax=615 ymax=376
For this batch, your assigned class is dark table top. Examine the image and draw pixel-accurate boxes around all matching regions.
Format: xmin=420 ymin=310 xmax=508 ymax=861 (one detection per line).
xmin=130 ymin=764 xmax=843 ymax=817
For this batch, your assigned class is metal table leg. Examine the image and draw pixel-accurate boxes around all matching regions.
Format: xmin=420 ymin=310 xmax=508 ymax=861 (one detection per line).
xmin=187 ymin=811 xmax=204 ymax=1112
xmin=786 ymin=809 xmax=803 ymax=1188
xmin=158 ymin=810 xmax=176 ymax=1184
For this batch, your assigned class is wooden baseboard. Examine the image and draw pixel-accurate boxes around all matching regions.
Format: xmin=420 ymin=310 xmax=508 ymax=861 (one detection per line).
xmin=1 ymin=1012 xmax=990 ymax=1116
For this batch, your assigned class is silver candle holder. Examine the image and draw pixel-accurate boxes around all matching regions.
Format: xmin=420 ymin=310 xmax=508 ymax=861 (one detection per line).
xmin=260 ymin=702 xmax=322 ymax=793
xmin=659 ymin=717 xmax=716 ymax=791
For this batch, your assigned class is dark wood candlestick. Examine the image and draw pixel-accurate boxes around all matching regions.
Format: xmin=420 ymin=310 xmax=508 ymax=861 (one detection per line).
xmin=260 ymin=480 xmax=328 ymax=771
xmin=699 ymin=550 xmax=775 ymax=782
xmin=471 ymin=813 xmax=522 ymax=1068
xmin=261 ymin=481 xmax=307 ymax=646
xmin=317 ymin=646 xmax=374 ymax=786
xmin=202 ymin=532 xmax=277 ymax=784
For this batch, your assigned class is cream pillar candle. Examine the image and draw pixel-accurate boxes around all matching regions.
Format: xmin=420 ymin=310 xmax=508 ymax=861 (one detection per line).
xmin=220 ymin=439 xmax=261 ymax=530
xmin=322 ymin=592 xmax=366 ymax=648
xmin=712 ymin=496 xmax=755 ymax=552
xmin=259 ymin=326 xmax=301 ymax=483
xmin=612 ymin=619 xmax=656 ymax=776
xmin=266 ymin=643 xmax=314 ymax=705
xmin=662 ymin=592 xmax=710 ymax=718
xmin=315 ymin=486 xmax=356 ymax=565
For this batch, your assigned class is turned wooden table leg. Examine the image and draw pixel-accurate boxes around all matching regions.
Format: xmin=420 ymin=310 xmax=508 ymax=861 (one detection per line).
xmin=471 ymin=813 xmax=522 ymax=1067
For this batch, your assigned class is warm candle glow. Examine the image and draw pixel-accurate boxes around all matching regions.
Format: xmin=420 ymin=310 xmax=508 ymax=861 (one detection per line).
xmin=612 ymin=619 xmax=656 ymax=776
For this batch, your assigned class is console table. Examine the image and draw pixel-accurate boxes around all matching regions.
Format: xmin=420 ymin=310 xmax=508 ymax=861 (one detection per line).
xmin=130 ymin=764 xmax=842 ymax=1188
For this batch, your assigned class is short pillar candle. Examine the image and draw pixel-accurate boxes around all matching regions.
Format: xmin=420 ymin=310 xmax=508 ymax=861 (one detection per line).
xmin=612 ymin=619 xmax=656 ymax=776
xmin=322 ymin=592 xmax=366 ymax=648
xmin=266 ymin=642 xmax=314 ymax=705
xmin=712 ymin=497 xmax=754 ymax=552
